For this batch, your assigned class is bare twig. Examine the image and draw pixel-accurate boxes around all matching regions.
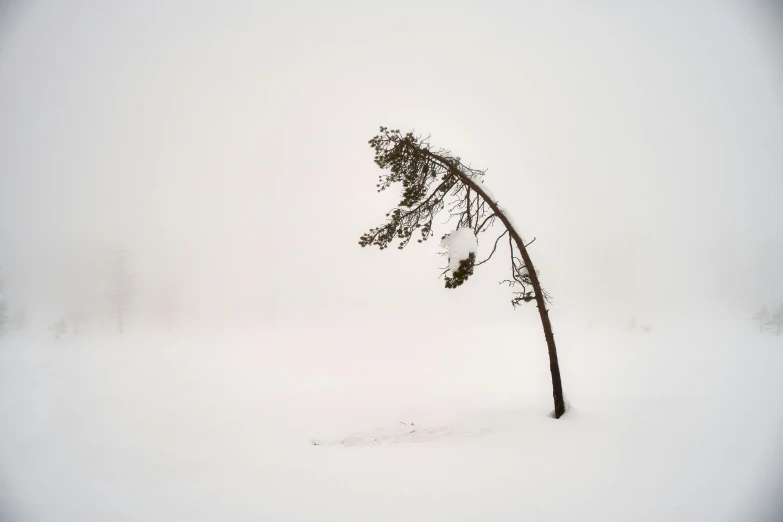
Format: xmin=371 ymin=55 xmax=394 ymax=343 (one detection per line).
xmin=476 ymin=229 xmax=508 ymax=266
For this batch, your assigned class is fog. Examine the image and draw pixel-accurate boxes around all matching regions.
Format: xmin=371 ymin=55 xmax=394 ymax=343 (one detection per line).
xmin=1 ymin=1 xmax=781 ymax=330
xmin=2 ymin=2 xmax=783 ymax=521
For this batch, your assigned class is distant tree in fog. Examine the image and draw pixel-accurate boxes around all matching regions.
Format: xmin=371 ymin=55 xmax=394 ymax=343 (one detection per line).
xmin=358 ymin=128 xmax=565 ymax=418
xmin=753 ymin=305 xmax=770 ymax=332
xmin=106 ymin=248 xmax=135 ymax=334
xmin=627 ymin=318 xmax=652 ymax=333
xmin=0 ymin=273 xmax=8 ymax=334
xmin=49 ymin=317 xmax=67 ymax=340
xmin=11 ymin=307 xmax=26 ymax=331
xmin=67 ymin=306 xmax=87 ymax=336
xmin=768 ymin=304 xmax=783 ymax=336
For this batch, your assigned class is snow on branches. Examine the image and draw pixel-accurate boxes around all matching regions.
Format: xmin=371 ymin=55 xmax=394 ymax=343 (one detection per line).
xmin=359 ymin=127 xmax=550 ymax=305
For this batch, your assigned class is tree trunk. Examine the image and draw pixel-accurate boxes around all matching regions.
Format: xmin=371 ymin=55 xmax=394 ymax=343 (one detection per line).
xmin=503 ymin=223 xmax=566 ymax=419
xmin=436 ymin=155 xmax=566 ymax=418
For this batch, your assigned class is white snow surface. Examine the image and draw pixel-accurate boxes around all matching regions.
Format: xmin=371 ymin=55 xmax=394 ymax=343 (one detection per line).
xmin=440 ymin=228 xmax=478 ymax=272
xmin=0 ymin=317 xmax=782 ymax=521
xmin=495 ymin=204 xmax=521 ymax=238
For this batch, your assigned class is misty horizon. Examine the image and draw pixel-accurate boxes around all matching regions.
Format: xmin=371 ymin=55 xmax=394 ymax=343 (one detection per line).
xmin=1 ymin=1 xmax=782 ymax=330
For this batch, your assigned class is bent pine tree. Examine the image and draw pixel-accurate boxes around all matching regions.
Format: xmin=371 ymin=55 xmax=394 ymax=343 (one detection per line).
xmin=359 ymin=128 xmax=566 ymax=418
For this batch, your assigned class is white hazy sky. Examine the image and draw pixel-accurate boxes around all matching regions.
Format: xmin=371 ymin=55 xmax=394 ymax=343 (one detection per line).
xmin=1 ymin=1 xmax=782 ymax=326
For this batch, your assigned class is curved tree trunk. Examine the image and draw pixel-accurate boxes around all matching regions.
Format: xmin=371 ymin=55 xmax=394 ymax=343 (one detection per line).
xmin=430 ymin=153 xmax=566 ymax=418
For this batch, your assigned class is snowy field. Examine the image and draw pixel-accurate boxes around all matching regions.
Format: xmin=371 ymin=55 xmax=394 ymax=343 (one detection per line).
xmin=1 ymin=317 xmax=781 ymax=522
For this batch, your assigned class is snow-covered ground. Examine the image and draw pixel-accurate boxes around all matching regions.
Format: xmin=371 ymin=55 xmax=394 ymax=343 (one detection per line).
xmin=0 ymin=317 xmax=781 ymax=521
